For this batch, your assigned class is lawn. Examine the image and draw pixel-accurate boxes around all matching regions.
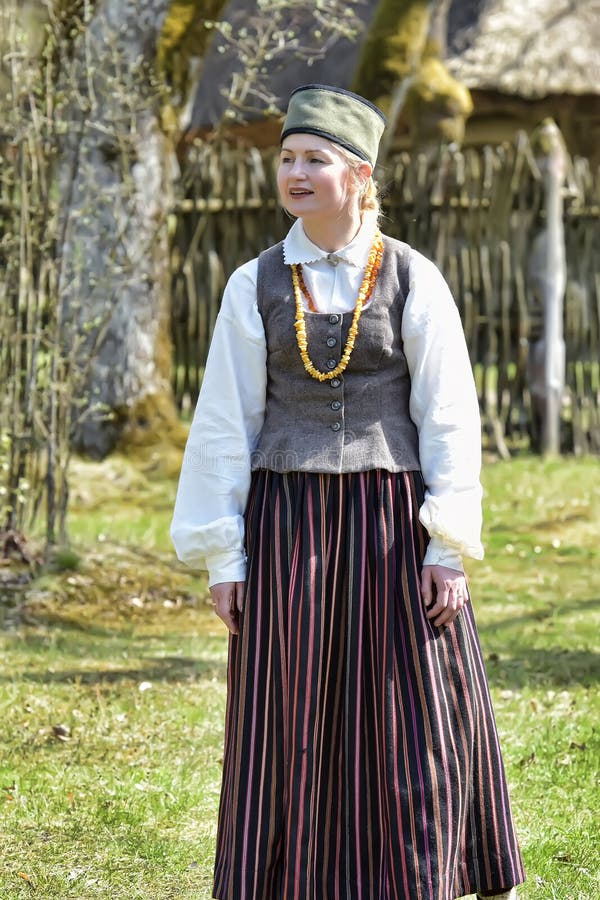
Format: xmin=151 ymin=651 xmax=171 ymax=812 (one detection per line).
xmin=0 ymin=454 xmax=598 ymax=899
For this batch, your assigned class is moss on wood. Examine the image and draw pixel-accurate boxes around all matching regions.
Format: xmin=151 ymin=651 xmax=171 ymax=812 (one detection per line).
xmin=117 ymin=317 xmax=188 ymax=468
xmin=117 ymin=390 xmax=188 ymax=479
xmin=353 ymin=0 xmax=472 ymax=149
xmin=353 ymin=0 xmax=432 ymax=112
xmin=405 ymin=50 xmax=473 ymax=146
xmin=157 ymin=0 xmax=228 ymax=134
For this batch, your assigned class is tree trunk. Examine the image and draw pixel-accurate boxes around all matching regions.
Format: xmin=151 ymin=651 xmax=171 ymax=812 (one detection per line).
xmin=353 ymin=0 xmax=472 ymax=167
xmin=56 ymin=0 xmax=182 ymax=458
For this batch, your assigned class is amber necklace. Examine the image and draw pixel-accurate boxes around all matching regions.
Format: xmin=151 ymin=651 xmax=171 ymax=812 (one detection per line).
xmin=291 ymin=231 xmax=384 ymax=382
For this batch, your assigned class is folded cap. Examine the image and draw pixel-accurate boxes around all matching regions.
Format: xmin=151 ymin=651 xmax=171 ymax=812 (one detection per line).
xmin=280 ymin=84 xmax=386 ymax=167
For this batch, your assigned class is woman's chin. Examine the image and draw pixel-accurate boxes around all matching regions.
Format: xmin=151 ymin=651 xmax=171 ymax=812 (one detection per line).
xmin=287 ymin=198 xmax=315 ymax=214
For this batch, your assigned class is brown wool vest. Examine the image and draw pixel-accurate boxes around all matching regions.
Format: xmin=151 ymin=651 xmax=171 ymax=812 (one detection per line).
xmin=251 ymin=235 xmax=421 ymax=474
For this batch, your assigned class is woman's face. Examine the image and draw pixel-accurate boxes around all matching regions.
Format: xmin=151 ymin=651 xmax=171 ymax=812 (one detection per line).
xmin=277 ymin=133 xmax=363 ymax=222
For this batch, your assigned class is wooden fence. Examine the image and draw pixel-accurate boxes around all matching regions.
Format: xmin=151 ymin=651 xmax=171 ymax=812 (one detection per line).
xmin=170 ymin=133 xmax=600 ymax=455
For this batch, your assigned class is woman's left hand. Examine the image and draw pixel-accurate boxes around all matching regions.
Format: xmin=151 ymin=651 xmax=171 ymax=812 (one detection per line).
xmin=420 ymin=565 xmax=468 ymax=627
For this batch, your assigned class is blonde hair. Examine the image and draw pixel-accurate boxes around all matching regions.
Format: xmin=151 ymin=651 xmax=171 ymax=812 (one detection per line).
xmin=332 ymin=143 xmax=382 ymax=223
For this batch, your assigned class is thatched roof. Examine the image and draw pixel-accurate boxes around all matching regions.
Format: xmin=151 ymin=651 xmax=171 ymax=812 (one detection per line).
xmin=188 ymin=0 xmax=600 ymax=131
xmin=446 ymin=0 xmax=600 ymax=98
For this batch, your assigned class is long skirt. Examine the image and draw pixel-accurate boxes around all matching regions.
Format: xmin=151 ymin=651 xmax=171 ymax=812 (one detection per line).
xmin=212 ymin=469 xmax=525 ymax=900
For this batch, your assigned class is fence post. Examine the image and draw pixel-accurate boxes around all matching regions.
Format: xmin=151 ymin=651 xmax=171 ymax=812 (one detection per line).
xmin=533 ymin=119 xmax=568 ymax=455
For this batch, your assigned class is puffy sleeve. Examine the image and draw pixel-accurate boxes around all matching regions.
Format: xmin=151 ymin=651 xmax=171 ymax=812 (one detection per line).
xmin=170 ymin=259 xmax=267 ymax=586
xmin=402 ymin=250 xmax=484 ymax=571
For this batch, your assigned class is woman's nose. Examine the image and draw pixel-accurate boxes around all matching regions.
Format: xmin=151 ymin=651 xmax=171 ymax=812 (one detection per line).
xmin=289 ymin=159 xmax=306 ymax=178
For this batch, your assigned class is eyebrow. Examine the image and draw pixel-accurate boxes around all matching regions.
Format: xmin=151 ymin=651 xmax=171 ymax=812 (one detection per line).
xmin=280 ymin=146 xmax=328 ymax=154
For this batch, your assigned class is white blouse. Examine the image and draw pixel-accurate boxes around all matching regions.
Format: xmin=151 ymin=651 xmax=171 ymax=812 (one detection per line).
xmin=171 ymin=218 xmax=484 ymax=586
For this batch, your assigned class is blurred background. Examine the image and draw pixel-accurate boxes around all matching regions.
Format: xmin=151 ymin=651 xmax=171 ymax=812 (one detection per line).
xmin=0 ymin=2 xmax=598 ymax=898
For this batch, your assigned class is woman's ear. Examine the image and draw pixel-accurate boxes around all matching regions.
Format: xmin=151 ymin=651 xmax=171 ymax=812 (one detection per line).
xmin=357 ymin=162 xmax=372 ymax=191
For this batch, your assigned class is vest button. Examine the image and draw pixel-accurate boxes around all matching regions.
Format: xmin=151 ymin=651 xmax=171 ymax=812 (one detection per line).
xmin=330 ymin=378 xmax=341 ymax=388
xmin=331 ymin=400 xmax=342 ymax=411
xmin=327 ymin=358 xmax=337 ymax=369
xmin=331 ymin=422 xmax=341 ymax=432
xmin=329 ymin=314 xmax=340 ymax=325
xmin=326 ymin=337 xmax=337 ymax=348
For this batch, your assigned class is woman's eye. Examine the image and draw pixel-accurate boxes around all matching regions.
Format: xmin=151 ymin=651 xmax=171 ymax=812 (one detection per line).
xmin=310 ymin=158 xmax=324 ymax=164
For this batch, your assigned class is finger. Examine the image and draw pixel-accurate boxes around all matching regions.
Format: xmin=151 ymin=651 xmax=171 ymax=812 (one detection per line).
xmin=426 ymin=579 xmax=450 ymax=619
xmin=426 ymin=600 xmax=446 ymax=621
xmin=434 ymin=590 xmax=467 ymax=627
xmin=215 ymin=592 xmax=239 ymax=635
xmin=433 ymin=597 xmax=458 ymax=627
xmin=235 ymin=581 xmax=245 ymax=613
xmin=219 ymin=608 xmax=239 ymax=635
xmin=420 ymin=567 xmax=434 ymax=607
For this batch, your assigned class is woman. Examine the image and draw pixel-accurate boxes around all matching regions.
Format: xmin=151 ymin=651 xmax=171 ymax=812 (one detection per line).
xmin=172 ymin=84 xmax=525 ymax=900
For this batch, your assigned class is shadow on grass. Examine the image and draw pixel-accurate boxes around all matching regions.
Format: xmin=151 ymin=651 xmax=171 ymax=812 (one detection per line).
xmin=0 ymin=654 xmax=226 ymax=684
xmin=484 ymin=647 xmax=600 ymax=689
xmin=476 ymin=596 xmax=600 ymax=634
xmin=5 ymin=593 xmax=599 ymax=689
xmin=7 ymin=646 xmax=597 ymax=689
xmin=8 ymin=604 xmax=220 ymax=644
xmin=475 ymin=595 xmax=600 ymax=687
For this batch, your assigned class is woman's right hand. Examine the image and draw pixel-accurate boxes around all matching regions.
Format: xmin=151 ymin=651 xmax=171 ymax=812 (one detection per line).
xmin=209 ymin=581 xmax=245 ymax=634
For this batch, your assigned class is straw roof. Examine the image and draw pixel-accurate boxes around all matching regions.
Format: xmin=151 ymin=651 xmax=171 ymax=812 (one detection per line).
xmin=189 ymin=0 xmax=600 ymax=130
xmin=446 ymin=0 xmax=600 ymax=97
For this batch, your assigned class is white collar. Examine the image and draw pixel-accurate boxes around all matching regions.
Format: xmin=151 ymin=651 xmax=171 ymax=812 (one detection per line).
xmin=283 ymin=217 xmax=378 ymax=268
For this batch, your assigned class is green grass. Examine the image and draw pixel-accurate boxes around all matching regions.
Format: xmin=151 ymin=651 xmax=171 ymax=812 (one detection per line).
xmin=1 ymin=454 xmax=599 ymax=899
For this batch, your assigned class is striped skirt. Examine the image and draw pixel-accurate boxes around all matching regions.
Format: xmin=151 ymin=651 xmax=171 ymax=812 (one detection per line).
xmin=213 ymin=469 xmax=525 ymax=900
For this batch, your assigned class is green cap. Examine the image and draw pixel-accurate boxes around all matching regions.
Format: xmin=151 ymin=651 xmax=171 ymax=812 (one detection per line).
xmin=280 ymin=84 xmax=386 ymax=168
